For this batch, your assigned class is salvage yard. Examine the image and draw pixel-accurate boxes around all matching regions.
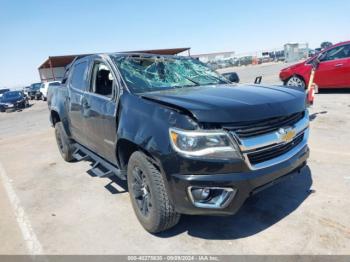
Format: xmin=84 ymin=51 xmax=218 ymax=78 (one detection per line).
xmin=0 ymin=64 xmax=350 ymax=255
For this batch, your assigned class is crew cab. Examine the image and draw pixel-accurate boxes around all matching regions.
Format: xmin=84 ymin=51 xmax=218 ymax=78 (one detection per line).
xmin=280 ymin=41 xmax=350 ymax=90
xmin=48 ymin=53 xmax=309 ymax=233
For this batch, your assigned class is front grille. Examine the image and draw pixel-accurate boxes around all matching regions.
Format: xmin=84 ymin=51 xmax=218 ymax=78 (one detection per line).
xmin=247 ymin=133 xmax=304 ymax=165
xmin=225 ymin=111 xmax=305 ymax=138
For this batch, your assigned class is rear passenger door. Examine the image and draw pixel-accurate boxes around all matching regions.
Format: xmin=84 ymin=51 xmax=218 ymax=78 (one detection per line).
xmin=83 ymin=57 xmax=119 ymax=163
xmin=67 ymin=58 xmax=90 ymax=144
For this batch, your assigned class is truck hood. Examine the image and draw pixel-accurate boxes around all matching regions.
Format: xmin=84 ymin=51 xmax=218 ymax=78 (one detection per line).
xmin=0 ymin=96 xmax=24 ymax=104
xmin=141 ymin=84 xmax=306 ymax=123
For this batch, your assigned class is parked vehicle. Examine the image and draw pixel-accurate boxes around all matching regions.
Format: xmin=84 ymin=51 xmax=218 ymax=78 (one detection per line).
xmin=280 ymin=41 xmax=350 ymax=90
xmin=40 ymin=81 xmax=61 ymax=101
xmin=0 ymin=91 xmax=29 ymax=112
xmin=49 ymin=53 xmax=309 ymax=233
xmin=22 ymin=86 xmax=30 ymax=98
xmin=27 ymin=83 xmax=42 ymax=100
xmin=0 ymin=88 xmax=10 ymax=98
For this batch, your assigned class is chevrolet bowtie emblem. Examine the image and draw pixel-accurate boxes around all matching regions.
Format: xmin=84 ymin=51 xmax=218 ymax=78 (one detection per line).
xmin=278 ymin=127 xmax=296 ymax=143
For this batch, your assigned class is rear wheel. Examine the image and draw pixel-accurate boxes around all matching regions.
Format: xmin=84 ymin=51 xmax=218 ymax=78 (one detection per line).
xmin=55 ymin=122 xmax=74 ymax=162
xmin=127 ymin=151 xmax=180 ymax=233
xmin=286 ymin=76 xmax=306 ymax=89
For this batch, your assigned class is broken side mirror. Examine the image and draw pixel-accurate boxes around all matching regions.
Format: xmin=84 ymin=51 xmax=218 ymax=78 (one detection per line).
xmin=222 ymin=72 xmax=240 ymax=83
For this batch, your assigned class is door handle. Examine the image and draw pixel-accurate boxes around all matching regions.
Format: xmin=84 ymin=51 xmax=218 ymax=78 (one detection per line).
xmin=81 ymin=98 xmax=90 ymax=109
xmin=335 ymin=63 xmax=343 ymax=67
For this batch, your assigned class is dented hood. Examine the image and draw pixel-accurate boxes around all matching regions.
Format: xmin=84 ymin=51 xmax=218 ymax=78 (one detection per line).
xmin=141 ymin=84 xmax=306 ymax=123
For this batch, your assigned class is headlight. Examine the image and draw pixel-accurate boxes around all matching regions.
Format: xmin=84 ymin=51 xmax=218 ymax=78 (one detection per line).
xmin=5 ymin=103 xmax=14 ymax=108
xmin=169 ymin=128 xmax=240 ymax=160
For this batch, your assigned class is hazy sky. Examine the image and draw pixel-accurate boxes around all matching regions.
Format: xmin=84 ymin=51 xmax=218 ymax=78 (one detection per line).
xmin=1 ymin=0 xmax=349 ymax=88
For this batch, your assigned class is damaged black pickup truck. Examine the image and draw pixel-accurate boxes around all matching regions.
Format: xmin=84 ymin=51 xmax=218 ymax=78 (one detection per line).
xmin=48 ymin=53 xmax=309 ymax=233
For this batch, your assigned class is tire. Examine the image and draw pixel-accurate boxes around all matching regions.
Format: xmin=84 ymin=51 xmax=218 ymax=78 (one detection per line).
xmin=55 ymin=122 xmax=74 ymax=162
xmin=127 ymin=151 xmax=180 ymax=233
xmin=286 ymin=76 xmax=306 ymax=89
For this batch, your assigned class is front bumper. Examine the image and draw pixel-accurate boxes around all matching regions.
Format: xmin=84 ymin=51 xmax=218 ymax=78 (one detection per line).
xmin=0 ymin=101 xmax=26 ymax=111
xmin=168 ymin=144 xmax=309 ymax=215
xmin=279 ymin=69 xmax=291 ymax=82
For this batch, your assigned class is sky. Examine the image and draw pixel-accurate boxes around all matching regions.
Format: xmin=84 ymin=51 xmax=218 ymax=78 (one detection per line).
xmin=0 ymin=0 xmax=349 ymax=88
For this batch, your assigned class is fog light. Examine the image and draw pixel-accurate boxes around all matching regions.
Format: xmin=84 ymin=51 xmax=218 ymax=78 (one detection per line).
xmin=188 ymin=186 xmax=236 ymax=209
xmin=191 ymin=188 xmax=211 ymax=201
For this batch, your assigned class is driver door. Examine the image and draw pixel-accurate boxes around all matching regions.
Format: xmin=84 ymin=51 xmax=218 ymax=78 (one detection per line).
xmin=82 ymin=58 xmax=119 ymax=164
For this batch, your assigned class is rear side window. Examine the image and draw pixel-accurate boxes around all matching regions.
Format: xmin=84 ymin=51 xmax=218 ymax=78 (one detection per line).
xmin=70 ymin=61 xmax=88 ymax=90
xmin=49 ymin=82 xmax=61 ymax=87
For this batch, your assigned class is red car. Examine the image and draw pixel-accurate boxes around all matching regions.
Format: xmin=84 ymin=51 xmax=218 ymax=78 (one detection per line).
xmin=280 ymin=41 xmax=350 ymax=90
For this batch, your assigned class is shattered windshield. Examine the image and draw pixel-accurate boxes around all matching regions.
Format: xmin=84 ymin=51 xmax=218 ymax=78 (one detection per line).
xmin=111 ymin=55 xmax=230 ymax=93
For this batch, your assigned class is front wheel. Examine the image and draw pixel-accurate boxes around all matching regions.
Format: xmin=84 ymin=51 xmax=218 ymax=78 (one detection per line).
xmin=127 ymin=151 xmax=180 ymax=233
xmin=55 ymin=122 xmax=74 ymax=162
xmin=286 ymin=76 xmax=306 ymax=89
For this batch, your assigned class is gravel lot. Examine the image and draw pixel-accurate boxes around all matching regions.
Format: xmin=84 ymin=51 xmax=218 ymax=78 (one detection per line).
xmin=1 ymin=64 xmax=350 ymax=255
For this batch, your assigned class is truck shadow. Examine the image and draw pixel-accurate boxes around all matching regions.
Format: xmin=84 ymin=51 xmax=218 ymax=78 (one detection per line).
xmin=309 ymin=111 xmax=327 ymax=121
xmin=157 ymin=165 xmax=313 ymax=240
xmin=317 ymin=88 xmax=350 ymax=94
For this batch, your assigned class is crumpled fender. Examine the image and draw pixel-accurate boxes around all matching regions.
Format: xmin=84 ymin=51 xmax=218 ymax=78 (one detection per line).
xmin=116 ymin=93 xmax=198 ymax=165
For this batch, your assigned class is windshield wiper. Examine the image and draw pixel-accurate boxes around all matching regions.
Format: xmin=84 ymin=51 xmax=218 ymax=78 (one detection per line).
xmin=205 ymin=74 xmax=230 ymax=84
xmin=171 ymin=71 xmax=200 ymax=87
xmin=183 ymin=76 xmax=200 ymax=86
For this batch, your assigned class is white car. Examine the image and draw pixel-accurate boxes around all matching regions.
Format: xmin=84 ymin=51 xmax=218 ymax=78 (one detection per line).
xmin=40 ymin=81 xmax=61 ymax=101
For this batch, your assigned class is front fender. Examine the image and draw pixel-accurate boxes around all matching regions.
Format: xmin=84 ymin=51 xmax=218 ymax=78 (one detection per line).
xmin=116 ymin=93 xmax=198 ymax=171
xmin=49 ymin=87 xmax=71 ymax=137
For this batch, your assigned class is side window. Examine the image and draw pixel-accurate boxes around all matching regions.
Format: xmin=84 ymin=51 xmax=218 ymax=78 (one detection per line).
xmin=70 ymin=61 xmax=88 ymax=90
xmin=90 ymin=62 xmax=114 ymax=98
xmin=323 ymin=45 xmax=350 ymax=61
xmin=49 ymin=82 xmax=61 ymax=87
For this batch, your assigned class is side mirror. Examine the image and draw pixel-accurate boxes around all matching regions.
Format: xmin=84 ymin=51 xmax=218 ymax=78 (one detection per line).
xmin=222 ymin=72 xmax=240 ymax=83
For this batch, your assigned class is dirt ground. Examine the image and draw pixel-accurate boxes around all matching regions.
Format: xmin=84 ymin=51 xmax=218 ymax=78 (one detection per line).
xmin=1 ymin=66 xmax=350 ymax=255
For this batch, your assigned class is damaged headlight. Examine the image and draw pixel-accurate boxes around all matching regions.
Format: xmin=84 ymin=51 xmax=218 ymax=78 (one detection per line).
xmin=169 ymin=128 xmax=240 ymax=160
xmin=4 ymin=103 xmax=14 ymax=108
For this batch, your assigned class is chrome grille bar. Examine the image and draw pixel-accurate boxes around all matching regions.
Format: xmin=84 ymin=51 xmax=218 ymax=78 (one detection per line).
xmin=230 ymin=110 xmax=309 ymax=170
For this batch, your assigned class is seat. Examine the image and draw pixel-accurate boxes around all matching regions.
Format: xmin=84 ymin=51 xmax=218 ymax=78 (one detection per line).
xmin=96 ymin=69 xmax=112 ymax=96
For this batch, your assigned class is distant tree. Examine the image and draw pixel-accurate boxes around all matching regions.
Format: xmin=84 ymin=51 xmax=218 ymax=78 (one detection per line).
xmin=320 ymin=41 xmax=333 ymax=49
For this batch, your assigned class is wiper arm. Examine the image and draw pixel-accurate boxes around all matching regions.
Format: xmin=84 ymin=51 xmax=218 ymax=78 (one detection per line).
xmin=172 ymin=71 xmax=200 ymax=87
xmin=183 ymin=76 xmax=200 ymax=86
xmin=205 ymin=74 xmax=230 ymax=84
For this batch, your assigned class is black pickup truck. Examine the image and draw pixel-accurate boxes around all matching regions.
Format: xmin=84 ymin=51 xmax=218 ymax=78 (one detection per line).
xmin=48 ymin=53 xmax=309 ymax=233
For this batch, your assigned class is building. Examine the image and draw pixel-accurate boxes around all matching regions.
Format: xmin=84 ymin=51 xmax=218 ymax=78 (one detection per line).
xmin=192 ymin=51 xmax=235 ymax=63
xmin=284 ymin=43 xmax=309 ymax=63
